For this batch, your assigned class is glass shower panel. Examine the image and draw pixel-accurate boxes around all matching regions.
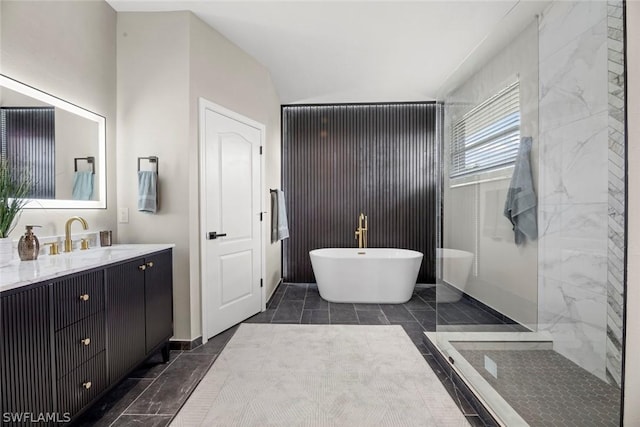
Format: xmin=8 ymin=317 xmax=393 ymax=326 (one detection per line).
xmin=433 ymin=1 xmax=625 ymax=425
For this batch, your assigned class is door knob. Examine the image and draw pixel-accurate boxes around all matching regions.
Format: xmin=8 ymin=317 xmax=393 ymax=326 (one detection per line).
xmin=208 ymin=232 xmax=227 ymax=240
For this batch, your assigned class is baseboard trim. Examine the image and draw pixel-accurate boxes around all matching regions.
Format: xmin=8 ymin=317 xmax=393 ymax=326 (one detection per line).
xmin=267 ymin=277 xmax=283 ymax=302
xmin=170 ymin=336 xmax=203 ymax=351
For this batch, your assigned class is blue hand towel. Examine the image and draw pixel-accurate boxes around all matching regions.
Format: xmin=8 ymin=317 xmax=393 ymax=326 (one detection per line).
xmin=503 ymin=136 xmax=538 ymax=245
xmin=72 ymin=171 xmax=94 ymax=200
xmin=138 ymin=171 xmax=158 ymax=213
xmin=276 ymin=190 xmax=289 ymax=241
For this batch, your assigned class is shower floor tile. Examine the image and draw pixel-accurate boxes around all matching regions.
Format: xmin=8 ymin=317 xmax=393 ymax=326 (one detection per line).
xmin=457 ymin=348 xmax=621 ymax=426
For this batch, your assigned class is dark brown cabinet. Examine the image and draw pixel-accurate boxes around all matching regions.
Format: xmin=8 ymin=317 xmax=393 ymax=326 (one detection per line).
xmin=0 ymin=285 xmax=53 ymax=422
xmin=0 ymin=248 xmax=173 ymax=425
xmin=52 ymin=269 xmax=108 ymax=418
xmin=144 ymin=250 xmax=173 ymax=355
xmin=106 ymin=258 xmax=146 ymax=383
xmin=106 ymin=250 xmax=173 ymax=383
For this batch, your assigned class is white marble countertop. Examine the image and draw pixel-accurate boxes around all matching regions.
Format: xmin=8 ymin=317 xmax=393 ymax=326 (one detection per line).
xmin=0 ymin=243 xmax=175 ymax=293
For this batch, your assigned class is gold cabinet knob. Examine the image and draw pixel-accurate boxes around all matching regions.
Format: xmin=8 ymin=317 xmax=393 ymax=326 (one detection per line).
xmin=79 ymin=294 xmax=90 ymax=301
xmin=81 ymin=338 xmax=91 ymax=346
xmin=138 ymin=264 xmax=146 ymax=271
xmin=82 ymin=381 xmax=92 ymax=390
xmin=146 ymin=261 xmax=154 ymax=268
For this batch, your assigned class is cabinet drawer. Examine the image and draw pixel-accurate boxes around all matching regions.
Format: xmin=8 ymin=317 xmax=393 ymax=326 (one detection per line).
xmin=55 ymin=312 xmax=105 ymax=378
xmin=53 ymin=270 xmax=104 ymax=330
xmin=56 ymin=351 xmax=106 ymax=418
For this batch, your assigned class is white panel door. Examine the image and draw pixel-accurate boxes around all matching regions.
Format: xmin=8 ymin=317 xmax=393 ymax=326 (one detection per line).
xmin=201 ymin=101 xmax=262 ymax=340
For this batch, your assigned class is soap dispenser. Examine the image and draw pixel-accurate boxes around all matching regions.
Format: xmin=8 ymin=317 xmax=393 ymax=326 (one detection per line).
xmin=18 ymin=225 xmax=41 ymax=261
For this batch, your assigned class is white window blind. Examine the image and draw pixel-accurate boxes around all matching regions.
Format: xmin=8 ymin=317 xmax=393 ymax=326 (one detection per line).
xmin=450 ymin=81 xmax=520 ymax=178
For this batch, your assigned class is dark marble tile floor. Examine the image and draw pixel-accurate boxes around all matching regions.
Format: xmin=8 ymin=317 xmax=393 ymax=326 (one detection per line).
xmin=78 ymin=282 xmax=519 ymax=426
xmin=75 ymin=326 xmax=239 ymax=427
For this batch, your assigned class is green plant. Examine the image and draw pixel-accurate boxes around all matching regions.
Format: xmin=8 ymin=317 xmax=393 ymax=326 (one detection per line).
xmin=0 ymin=159 xmax=32 ymax=238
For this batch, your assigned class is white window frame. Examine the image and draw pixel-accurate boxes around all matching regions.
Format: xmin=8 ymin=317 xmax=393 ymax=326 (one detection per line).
xmin=450 ymin=81 xmax=521 ymax=181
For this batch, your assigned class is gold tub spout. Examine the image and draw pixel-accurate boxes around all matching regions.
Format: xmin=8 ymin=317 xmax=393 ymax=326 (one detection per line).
xmin=64 ymin=216 xmax=89 ymax=252
xmin=354 ymin=213 xmax=368 ymax=248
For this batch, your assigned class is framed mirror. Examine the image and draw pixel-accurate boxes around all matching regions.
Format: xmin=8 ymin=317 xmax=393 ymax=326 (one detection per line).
xmin=0 ymin=74 xmax=106 ymax=209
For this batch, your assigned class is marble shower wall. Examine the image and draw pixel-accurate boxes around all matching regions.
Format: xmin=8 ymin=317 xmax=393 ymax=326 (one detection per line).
xmin=538 ymin=1 xmax=610 ymax=381
xmin=605 ymin=0 xmax=625 ymax=387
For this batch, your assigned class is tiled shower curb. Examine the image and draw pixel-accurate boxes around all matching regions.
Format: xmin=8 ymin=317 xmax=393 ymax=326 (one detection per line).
xmin=423 ymin=333 xmax=501 ymax=427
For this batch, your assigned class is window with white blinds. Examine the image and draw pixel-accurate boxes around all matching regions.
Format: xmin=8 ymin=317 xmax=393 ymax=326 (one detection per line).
xmin=450 ymin=81 xmax=520 ymax=178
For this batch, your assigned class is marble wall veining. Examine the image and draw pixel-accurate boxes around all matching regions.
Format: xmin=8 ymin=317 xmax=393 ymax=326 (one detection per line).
xmin=605 ymin=0 xmax=625 ymax=387
xmin=537 ymin=0 xmax=610 ymax=381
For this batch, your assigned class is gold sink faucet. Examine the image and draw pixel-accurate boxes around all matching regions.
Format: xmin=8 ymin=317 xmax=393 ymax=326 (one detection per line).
xmin=354 ymin=213 xmax=368 ymax=248
xmin=64 ymin=216 xmax=89 ymax=252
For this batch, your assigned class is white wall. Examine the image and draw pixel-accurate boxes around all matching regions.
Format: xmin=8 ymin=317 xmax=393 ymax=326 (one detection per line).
xmin=187 ymin=14 xmax=282 ymax=338
xmin=0 ymin=0 xmax=117 ymax=237
xmin=116 ymin=11 xmax=191 ymax=339
xmin=624 ymin=1 xmax=640 ymax=423
xmin=117 ymin=12 xmax=281 ymax=342
xmin=442 ymin=21 xmax=539 ymax=328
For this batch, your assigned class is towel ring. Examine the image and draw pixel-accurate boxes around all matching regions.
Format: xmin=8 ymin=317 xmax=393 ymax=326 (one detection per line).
xmin=74 ymin=157 xmax=95 ymax=174
xmin=138 ymin=156 xmax=158 ymax=174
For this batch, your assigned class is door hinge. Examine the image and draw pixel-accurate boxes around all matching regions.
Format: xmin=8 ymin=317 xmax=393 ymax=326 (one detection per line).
xmin=259 ymin=146 xmax=263 ymax=155
xmin=260 ymin=278 xmax=264 ymax=288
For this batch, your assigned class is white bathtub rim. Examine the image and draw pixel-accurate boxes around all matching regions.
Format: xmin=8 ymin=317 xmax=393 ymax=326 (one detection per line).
xmin=310 ymin=247 xmax=423 ymax=259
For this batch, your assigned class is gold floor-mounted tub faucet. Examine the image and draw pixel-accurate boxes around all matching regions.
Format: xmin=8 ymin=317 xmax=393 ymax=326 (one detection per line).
xmin=355 ymin=213 xmax=368 ymax=248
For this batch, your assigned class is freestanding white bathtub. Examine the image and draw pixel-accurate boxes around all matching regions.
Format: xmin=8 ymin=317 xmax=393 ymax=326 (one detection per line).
xmin=438 ymin=248 xmax=474 ymax=302
xmin=309 ymin=248 xmax=423 ymax=304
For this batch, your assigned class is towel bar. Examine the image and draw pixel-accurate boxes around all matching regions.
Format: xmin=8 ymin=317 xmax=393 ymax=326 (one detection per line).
xmin=138 ymin=156 xmax=159 ymax=174
xmin=74 ymin=156 xmax=95 ymax=174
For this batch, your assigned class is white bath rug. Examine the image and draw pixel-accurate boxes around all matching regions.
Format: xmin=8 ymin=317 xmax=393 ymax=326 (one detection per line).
xmin=171 ymin=324 xmax=469 ymax=426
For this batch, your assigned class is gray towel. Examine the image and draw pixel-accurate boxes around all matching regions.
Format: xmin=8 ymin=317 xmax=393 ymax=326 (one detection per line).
xmin=503 ymin=136 xmax=537 ymax=245
xmin=138 ymin=171 xmax=158 ymax=213
xmin=72 ymin=171 xmax=94 ymax=200
xmin=276 ymin=190 xmax=289 ymax=241
xmin=270 ymin=191 xmax=278 ymax=243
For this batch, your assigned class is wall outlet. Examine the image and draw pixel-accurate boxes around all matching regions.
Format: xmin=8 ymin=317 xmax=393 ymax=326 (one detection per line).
xmin=484 ymin=355 xmax=498 ymax=379
xmin=118 ymin=207 xmax=129 ymax=223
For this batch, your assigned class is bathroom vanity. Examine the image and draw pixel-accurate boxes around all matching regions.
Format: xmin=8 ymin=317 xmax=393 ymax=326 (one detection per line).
xmin=0 ymin=244 xmax=174 ymax=424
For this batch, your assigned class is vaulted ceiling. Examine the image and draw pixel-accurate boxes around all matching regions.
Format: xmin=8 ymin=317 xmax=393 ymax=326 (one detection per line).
xmin=107 ymin=1 xmax=548 ymax=104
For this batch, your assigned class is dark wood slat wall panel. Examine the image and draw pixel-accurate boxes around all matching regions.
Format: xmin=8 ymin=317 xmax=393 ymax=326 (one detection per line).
xmin=282 ymin=103 xmax=439 ymax=283
xmin=0 ymin=285 xmax=53 ymax=417
xmin=0 ymin=107 xmax=55 ymax=199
